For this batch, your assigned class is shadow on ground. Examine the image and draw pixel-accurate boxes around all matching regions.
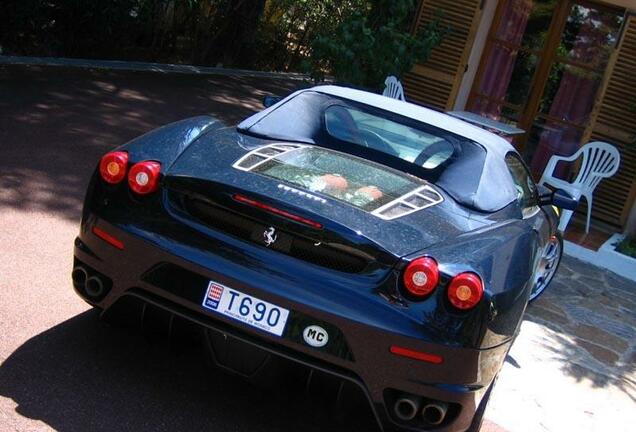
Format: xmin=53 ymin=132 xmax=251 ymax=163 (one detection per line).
xmin=0 ymin=65 xmax=303 ymax=222
xmin=523 ymin=256 xmax=636 ymax=401
xmin=0 ymin=309 xmax=377 ymax=432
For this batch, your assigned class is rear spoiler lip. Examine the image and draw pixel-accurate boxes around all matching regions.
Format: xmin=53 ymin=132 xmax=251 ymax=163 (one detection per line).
xmin=446 ymin=111 xmax=525 ymax=136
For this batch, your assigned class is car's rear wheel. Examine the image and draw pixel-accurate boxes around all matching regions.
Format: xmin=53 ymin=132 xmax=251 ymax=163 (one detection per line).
xmin=529 ymin=232 xmax=563 ymax=302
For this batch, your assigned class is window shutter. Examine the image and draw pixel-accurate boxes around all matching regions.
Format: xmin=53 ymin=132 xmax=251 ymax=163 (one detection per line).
xmin=403 ymin=0 xmax=483 ymax=110
xmin=586 ymin=15 xmax=636 ymax=228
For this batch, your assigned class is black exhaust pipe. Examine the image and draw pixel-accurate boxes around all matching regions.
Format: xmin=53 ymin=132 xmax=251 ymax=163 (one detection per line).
xmin=85 ymin=276 xmax=105 ymax=298
xmin=394 ymin=395 xmax=421 ymax=421
xmin=422 ymin=401 xmax=448 ymax=425
xmin=72 ymin=266 xmax=88 ymax=287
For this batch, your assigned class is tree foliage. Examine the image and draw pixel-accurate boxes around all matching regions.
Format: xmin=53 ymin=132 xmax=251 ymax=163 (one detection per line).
xmin=0 ymin=0 xmax=445 ymax=88
xmin=306 ymin=0 xmax=446 ymax=89
xmin=1 ymin=0 xmax=140 ymax=58
xmin=255 ymin=0 xmax=365 ymax=71
xmin=1 ymin=0 xmax=271 ymax=67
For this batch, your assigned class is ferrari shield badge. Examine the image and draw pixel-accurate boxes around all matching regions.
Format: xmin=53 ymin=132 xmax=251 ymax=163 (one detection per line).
xmin=263 ymin=227 xmax=278 ymax=246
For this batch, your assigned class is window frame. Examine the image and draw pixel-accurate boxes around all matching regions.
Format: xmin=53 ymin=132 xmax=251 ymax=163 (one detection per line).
xmin=504 ymin=152 xmax=540 ymax=218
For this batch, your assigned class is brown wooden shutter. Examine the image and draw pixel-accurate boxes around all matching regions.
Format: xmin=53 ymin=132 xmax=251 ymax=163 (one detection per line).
xmin=402 ymin=0 xmax=483 ymax=110
xmin=585 ymin=15 xmax=636 ymax=228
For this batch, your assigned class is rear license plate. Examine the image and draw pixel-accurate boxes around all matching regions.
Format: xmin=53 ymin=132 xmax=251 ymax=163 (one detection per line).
xmin=202 ymin=281 xmax=289 ymax=336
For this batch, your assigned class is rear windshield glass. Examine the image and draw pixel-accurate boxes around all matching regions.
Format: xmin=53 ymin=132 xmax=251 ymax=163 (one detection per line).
xmin=242 ymin=91 xmax=471 ymax=176
xmin=251 ymin=146 xmax=421 ymax=211
xmin=324 ymin=106 xmax=454 ymax=169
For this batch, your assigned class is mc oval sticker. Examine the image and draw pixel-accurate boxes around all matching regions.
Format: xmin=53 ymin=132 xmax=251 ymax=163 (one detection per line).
xmin=302 ymin=325 xmax=329 ymax=348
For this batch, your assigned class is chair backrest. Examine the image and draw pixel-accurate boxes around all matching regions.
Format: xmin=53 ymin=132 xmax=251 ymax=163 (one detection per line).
xmin=573 ymin=141 xmax=621 ymax=193
xmin=382 ymin=76 xmax=405 ymax=101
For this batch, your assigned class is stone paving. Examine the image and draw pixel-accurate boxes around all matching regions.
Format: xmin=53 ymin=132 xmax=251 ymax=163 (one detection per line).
xmin=487 ymin=255 xmax=636 ymax=432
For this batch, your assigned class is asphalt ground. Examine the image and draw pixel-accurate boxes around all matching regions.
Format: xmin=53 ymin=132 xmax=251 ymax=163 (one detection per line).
xmin=0 ymin=64 xmax=519 ymax=432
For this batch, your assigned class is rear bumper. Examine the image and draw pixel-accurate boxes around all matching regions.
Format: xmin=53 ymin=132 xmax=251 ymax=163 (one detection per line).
xmin=72 ymin=219 xmax=510 ymax=432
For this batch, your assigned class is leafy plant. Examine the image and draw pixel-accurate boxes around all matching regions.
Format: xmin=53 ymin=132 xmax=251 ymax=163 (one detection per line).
xmin=616 ymin=236 xmax=636 ymax=258
xmin=305 ymin=0 xmax=447 ymax=89
xmin=253 ymin=0 xmax=365 ymax=71
xmin=0 ymin=0 xmax=443 ymax=79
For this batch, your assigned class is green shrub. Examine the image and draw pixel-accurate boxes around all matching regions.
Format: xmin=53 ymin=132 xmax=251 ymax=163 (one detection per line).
xmin=305 ymin=0 xmax=447 ymax=89
xmin=616 ymin=236 xmax=636 ymax=258
xmin=251 ymin=0 xmax=366 ymax=71
xmin=1 ymin=0 xmax=444 ymax=78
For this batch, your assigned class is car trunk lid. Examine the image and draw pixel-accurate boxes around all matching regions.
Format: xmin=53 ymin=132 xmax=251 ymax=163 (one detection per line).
xmin=165 ymin=137 xmax=467 ymax=271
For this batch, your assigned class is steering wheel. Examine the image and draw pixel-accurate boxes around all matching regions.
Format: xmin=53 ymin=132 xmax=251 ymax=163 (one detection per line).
xmin=326 ymin=106 xmax=365 ymax=144
xmin=414 ymin=141 xmax=454 ymax=168
xmin=358 ymin=129 xmax=399 ymax=157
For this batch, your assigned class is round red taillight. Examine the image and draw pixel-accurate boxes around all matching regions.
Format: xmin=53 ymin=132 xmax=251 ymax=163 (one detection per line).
xmin=99 ymin=151 xmax=128 ymax=184
xmin=403 ymin=257 xmax=439 ymax=297
xmin=128 ymin=161 xmax=161 ymax=195
xmin=447 ymin=272 xmax=483 ymax=310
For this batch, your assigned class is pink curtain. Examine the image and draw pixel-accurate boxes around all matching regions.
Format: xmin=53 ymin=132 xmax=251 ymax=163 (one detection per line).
xmin=530 ymin=7 xmax=613 ymax=178
xmin=472 ymin=0 xmax=533 ymax=118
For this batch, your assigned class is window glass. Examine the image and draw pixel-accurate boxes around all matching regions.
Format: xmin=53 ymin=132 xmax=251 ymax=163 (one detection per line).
xmin=538 ymin=63 xmax=602 ymax=124
xmin=252 ymin=146 xmax=421 ymax=211
xmin=559 ymin=4 xmax=624 ymax=68
xmin=324 ymin=105 xmax=454 ymax=170
xmin=524 ymin=117 xmax=584 ymax=179
xmin=495 ymin=0 xmax=558 ymax=50
xmin=505 ymin=153 xmax=538 ymax=209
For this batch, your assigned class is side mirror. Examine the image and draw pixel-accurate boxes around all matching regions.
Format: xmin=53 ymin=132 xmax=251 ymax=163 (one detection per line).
xmin=537 ymin=185 xmax=554 ymax=206
xmin=552 ymin=189 xmax=578 ymax=211
xmin=263 ymin=95 xmax=282 ymax=108
xmin=537 ymin=185 xmax=578 ymax=211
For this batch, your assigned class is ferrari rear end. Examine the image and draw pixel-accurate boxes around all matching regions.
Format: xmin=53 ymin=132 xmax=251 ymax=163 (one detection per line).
xmin=72 ymin=117 xmax=526 ymax=432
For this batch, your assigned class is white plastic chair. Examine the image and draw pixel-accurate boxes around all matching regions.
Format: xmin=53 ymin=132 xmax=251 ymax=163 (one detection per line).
xmin=382 ymin=76 xmax=405 ymax=101
xmin=539 ymin=141 xmax=620 ymax=233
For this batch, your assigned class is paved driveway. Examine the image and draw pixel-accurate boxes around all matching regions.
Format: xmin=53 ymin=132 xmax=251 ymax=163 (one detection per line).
xmin=1 ymin=65 xmax=634 ymax=432
xmin=490 ymin=257 xmax=635 ymax=431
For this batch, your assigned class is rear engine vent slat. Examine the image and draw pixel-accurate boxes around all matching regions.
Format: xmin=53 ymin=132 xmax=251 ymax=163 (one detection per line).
xmin=234 ymin=143 xmax=306 ymax=171
xmin=372 ymin=185 xmax=443 ymax=220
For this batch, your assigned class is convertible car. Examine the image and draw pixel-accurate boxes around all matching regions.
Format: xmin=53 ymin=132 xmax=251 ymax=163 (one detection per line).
xmin=72 ymin=85 xmax=576 ymax=431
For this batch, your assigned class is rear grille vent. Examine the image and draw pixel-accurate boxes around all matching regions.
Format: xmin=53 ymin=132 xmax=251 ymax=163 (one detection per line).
xmin=371 ymin=185 xmax=443 ymax=220
xmin=177 ymin=195 xmax=368 ymax=273
xmin=233 ymin=143 xmax=306 ymax=171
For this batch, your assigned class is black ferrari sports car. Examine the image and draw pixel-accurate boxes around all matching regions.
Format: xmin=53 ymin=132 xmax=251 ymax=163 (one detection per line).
xmin=72 ymin=85 xmax=577 ymax=431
